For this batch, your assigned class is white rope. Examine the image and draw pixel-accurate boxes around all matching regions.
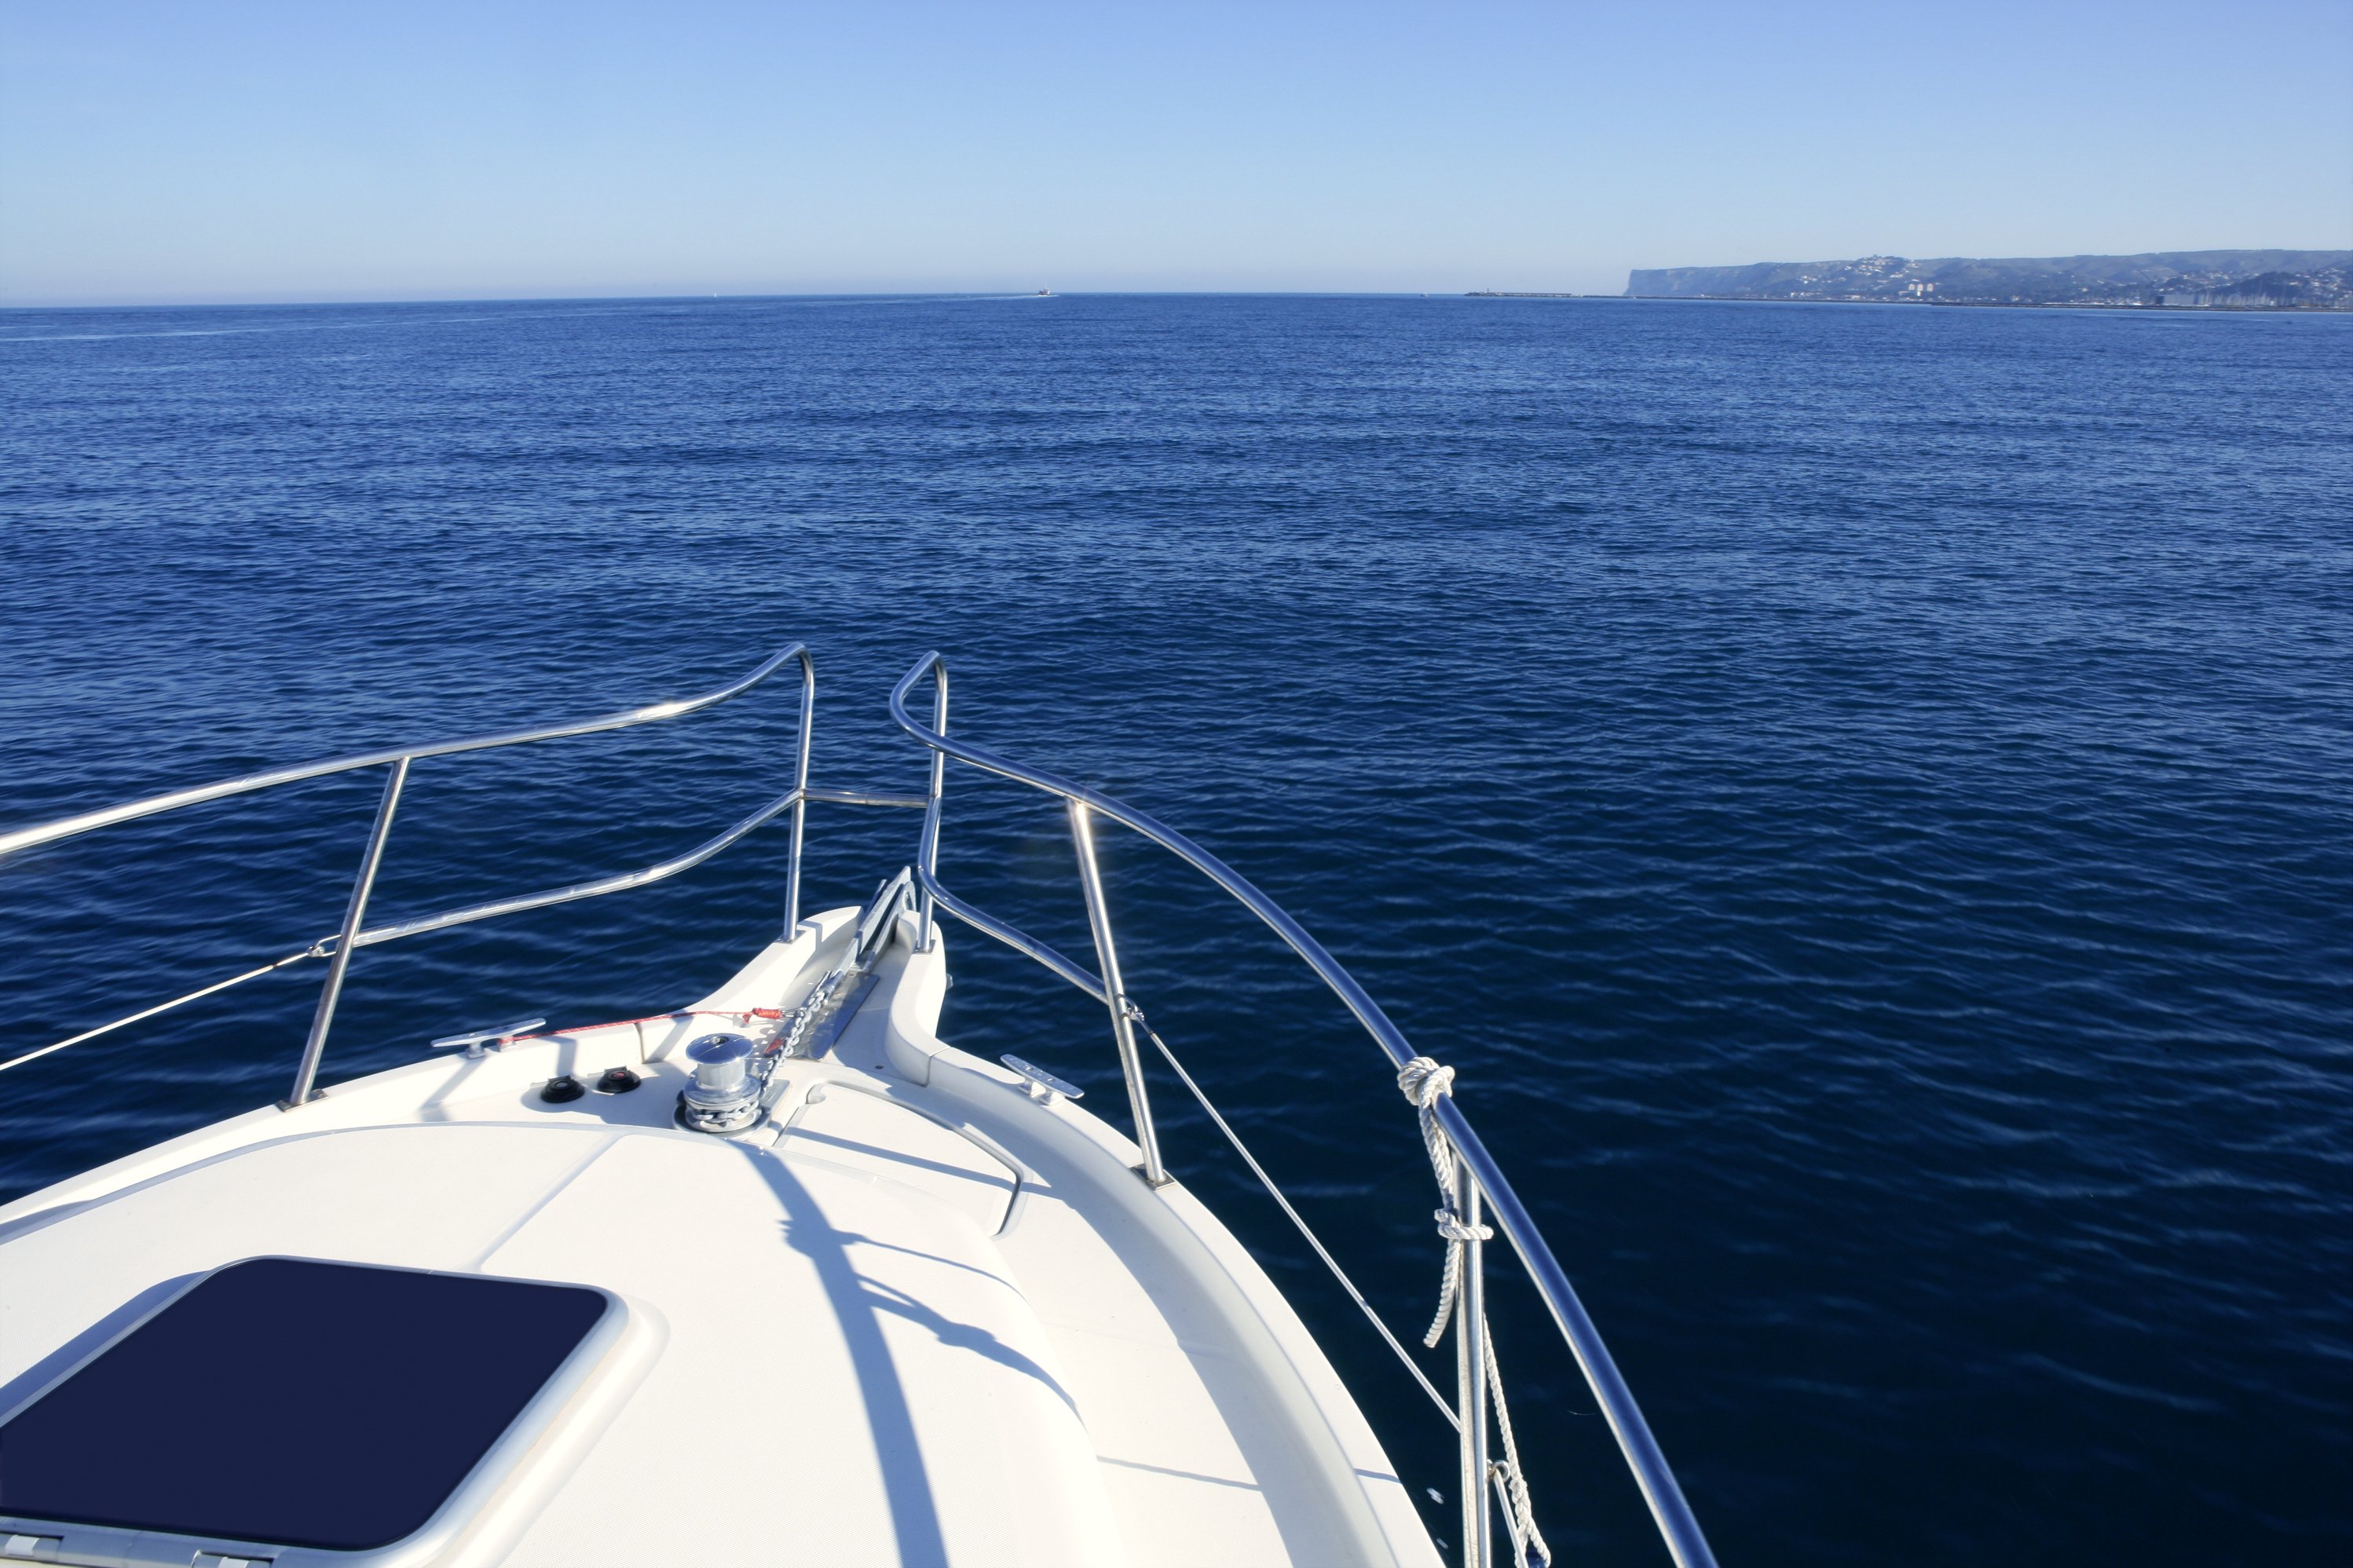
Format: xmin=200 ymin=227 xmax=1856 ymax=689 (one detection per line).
xmin=1398 ymin=1055 xmax=1553 ymax=1568
xmin=1485 ymin=1334 xmax=1548 ymax=1568
xmin=1400 ymin=1057 xmax=1489 ymax=1345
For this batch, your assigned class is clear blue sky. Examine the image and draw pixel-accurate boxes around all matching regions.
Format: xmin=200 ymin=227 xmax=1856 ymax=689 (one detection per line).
xmin=3 ymin=0 xmax=2348 ymax=305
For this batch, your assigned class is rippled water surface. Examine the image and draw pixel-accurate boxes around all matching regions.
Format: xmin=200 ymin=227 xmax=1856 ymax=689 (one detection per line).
xmin=2 ymin=294 xmax=2346 ymax=1564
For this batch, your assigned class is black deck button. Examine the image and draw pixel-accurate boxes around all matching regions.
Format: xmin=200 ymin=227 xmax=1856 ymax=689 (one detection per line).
xmin=538 ymin=1075 xmax=585 ymax=1104
xmin=595 ymin=1066 xmax=641 ymax=1095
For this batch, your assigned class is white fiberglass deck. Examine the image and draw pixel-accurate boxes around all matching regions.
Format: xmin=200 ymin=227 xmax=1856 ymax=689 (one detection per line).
xmin=0 ymin=908 xmax=1440 ymax=1568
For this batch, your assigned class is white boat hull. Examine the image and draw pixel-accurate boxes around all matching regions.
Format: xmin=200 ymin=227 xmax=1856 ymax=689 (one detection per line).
xmin=0 ymin=908 xmax=1441 ymax=1568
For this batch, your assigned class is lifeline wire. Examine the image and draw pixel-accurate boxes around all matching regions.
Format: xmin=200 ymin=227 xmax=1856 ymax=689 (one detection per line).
xmin=0 ymin=947 xmax=319 ymax=1076
xmin=1129 ymin=1003 xmax=1458 ymax=1428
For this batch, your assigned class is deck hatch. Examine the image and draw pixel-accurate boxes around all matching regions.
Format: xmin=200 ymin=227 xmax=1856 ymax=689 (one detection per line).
xmin=0 ymin=1256 xmax=610 ymax=1552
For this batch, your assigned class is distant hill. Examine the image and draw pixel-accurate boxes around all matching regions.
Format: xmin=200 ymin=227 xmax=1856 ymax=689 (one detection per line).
xmin=1625 ymin=250 xmax=2353 ymax=308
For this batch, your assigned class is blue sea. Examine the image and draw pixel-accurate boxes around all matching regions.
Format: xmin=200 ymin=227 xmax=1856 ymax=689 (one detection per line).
xmin=1 ymin=294 xmax=2346 ymax=1564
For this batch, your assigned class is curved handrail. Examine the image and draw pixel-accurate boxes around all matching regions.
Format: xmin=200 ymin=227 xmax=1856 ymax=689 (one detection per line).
xmin=349 ymin=786 xmax=923 ymax=949
xmin=0 ymin=784 xmax=933 ymax=1082
xmin=888 ymin=650 xmax=1718 ymax=1568
xmin=0 ymin=783 xmax=803 ymax=1080
xmin=0 ymin=644 xmax=814 ymax=861
xmin=1 ymin=644 xmax=821 ymax=1107
xmin=916 ymin=864 xmax=1106 ymax=1002
xmin=353 ymin=785 xmax=805 ymax=948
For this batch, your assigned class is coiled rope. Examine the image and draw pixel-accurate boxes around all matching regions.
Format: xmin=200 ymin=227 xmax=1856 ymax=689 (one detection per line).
xmin=1400 ymin=1056 xmax=1553 ymax=1568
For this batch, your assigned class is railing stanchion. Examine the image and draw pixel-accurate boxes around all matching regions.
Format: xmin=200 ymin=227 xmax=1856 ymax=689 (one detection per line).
xmin=917 ymin=663 xmax=949 ymax=950
xmin=784 ymin=649 xmax=815 ymax=938
xmin=885 ymin=650 xmax=1720 ymax=1568
xmin=282 ymin=756 xmax=408 ymax=1109
xmin=1458 ymin=1165 xmax=1493 ymax=1568
xmin=3 ymin=642 xmax=863 ymax=1090
xmin=1067 ymin=798 xmax=1168 ymax=1186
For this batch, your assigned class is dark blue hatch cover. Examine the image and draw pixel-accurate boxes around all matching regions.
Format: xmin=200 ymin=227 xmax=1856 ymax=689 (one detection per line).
xmin=0 ymin=1256 xmax=611 ymax=1552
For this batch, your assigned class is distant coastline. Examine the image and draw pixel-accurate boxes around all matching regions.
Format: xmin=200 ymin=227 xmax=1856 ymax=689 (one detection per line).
xmin=1622 ymin=250 xmax=2352 ymax=311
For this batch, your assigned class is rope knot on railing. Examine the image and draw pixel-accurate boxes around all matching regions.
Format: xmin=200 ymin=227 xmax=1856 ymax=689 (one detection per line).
xmin=1400 ymin=1056 xmax=1481 ymax=1344
xmin=888 ymin=650 xmax=1708 ymax=1568
xmin=1399 ymin=1054 xmax=1553 ymax=1568
xmin=1396 ymin=1053 xmax=1453 ymax=1106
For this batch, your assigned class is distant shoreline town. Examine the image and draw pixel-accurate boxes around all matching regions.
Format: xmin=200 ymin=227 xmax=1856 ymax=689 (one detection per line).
xmin=1632 ymin=250 xmax=2349 ymax=310
xmin=1472 ymin=250 xmax=2352 ymax=310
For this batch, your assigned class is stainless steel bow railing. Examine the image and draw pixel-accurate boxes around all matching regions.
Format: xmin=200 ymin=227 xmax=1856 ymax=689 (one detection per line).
xmin=0 ymin=645 xmax=924 ymax=1102
xmin=889 ymin=651 xmax=1718 ymax=1568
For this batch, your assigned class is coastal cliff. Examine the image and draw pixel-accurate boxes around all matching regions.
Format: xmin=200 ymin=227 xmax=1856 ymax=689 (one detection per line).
xmin=1625 ymin=250 xmax=2352 ymax=308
